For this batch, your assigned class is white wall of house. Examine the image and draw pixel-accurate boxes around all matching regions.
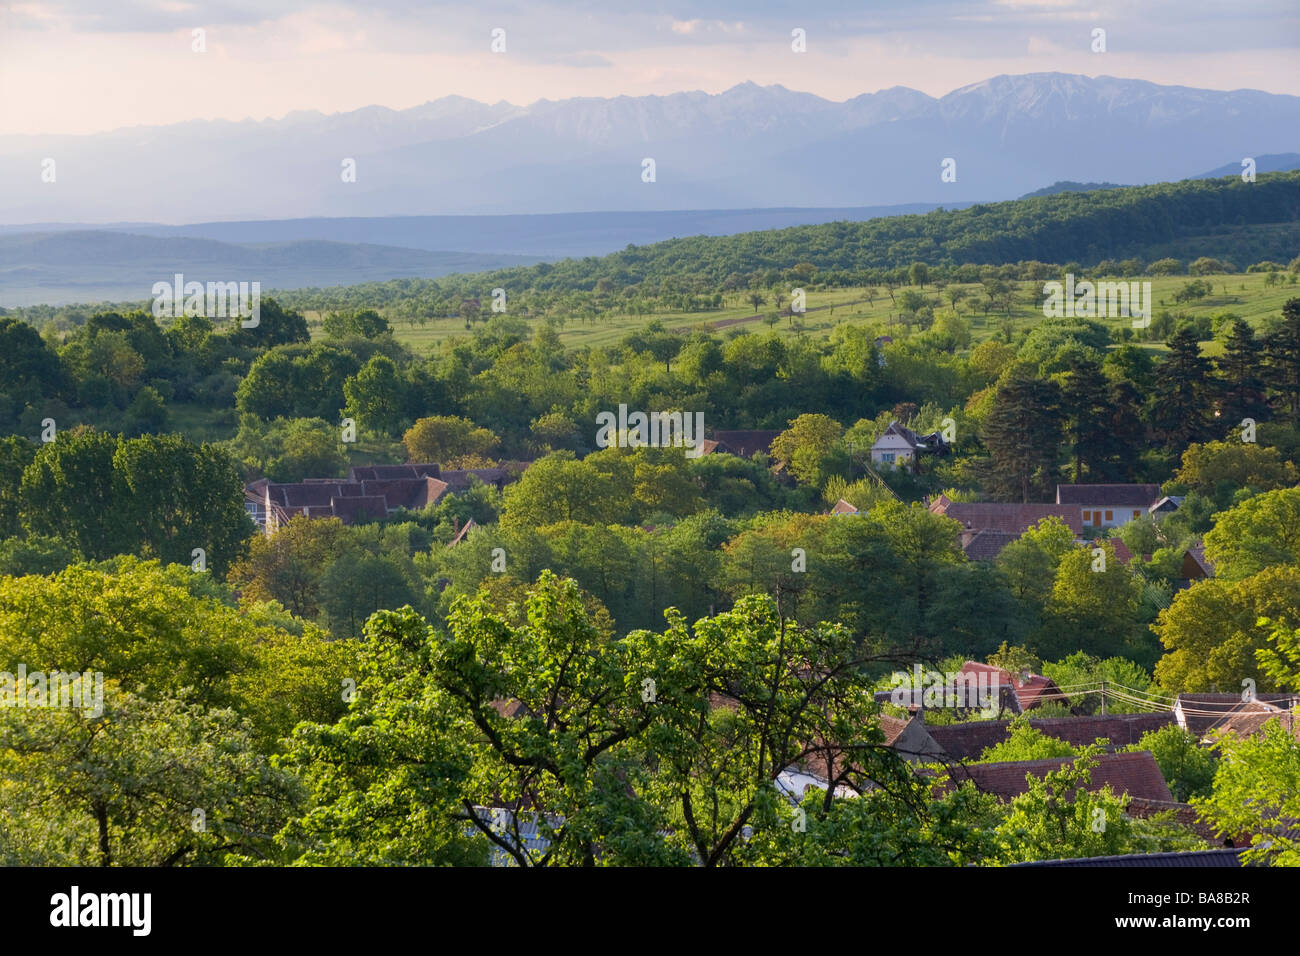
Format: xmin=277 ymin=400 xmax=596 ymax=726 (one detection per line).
xmin=1078 ymin=503 xmax=1146 ymax=529
xmin=871 ymin=433 xmax=915 ymax=469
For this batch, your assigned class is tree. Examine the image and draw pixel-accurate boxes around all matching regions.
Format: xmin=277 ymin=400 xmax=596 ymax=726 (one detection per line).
xmin=1216 ymin=319 xmax=1270 ymax=426
xmin=769 ymin=413 xmax=845 ymax=489
xmin=19 ymin=428 xmax=132 ymax=561
xmin=234 ymin=297 xmax=310 ymax=348
xmin=982 ymin=372 xmax=1063 ymax=502
xmin=1152 ymin=566 xmax=1300 ymax=692
xmin=276 ymin=607 xmax=488 ymax=866
xmin=110 ymin=433 xmax=254 ymax=575
xmin=323 ymin=308 xmax=390 ymax=340
xmin=1128 ymin=726 xmax=1216 ymax=802
xmin=1194 ymin=720 xmax=1300 ymax=866
xmin=343 ymin=354 xmax=408 ymax=437
xmin=1059 ymin=356 xmax=1115 ymax=481
xmin=1041 ymin=651 xmax=1155 ymax=715
xmin=1149 ymin=327 xmax=1213 ymax=447
xmin=990 ymin=746 xmax=1204 ymax=863
xmin=979 ymin=715 xmax=1078 ymax=763
xmin=908 ymin=262 xmax=930 ymax=287
xmin=319 ymin=550 xmax=420 ymax=640
xmin=1258 ymin=616 xmax=1300 ymax=691
xmin=1203 ymin=486 xmax=1300 ymax=580
xmin=0 ymin=557 xmax=352 ymax=747
xmin=1040 ymin=543 xmax=1141 ymax=661
xmin=0 ymin=436 xmax=36 ymax=538
xmin=402 ymin=415 xmax=499 ymax=467
xmin=500 ymin=452 xmax=625 ymax=527
xmin=0 ymin=317 xmax=63 ymax=401
xmin=1264 ymin=298 xmax=1300 ymax=421
xmin=0 ymin=685 xmax=298 ymax=866
xmin=997 ymin=517 xmax=1076 ymax=610
xmin=228 ymin=516 xmax=352 ymax=620
xmin=1171 ymin=441 xmax=1298 ymax=507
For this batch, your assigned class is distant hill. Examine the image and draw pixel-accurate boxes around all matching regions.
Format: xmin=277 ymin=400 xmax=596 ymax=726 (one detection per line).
xmin=0 ymin=232 xmax=544 ymax=307
xmin=257 ymin=171 xmax=1300 ymax=313
xmin=1019 ymin=181 xmax=1127 ymax=199
xmin=1194 ymin=152 xmax=1300 ymax=179
xmin=0 ymin=203 xmax=977 ymax=260
xmin=3 ymin=72 xmax=1298 ymax=222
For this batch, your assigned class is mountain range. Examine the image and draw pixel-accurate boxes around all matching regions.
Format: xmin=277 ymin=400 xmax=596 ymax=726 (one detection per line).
xmin=3 ymin=73 xmax=1298 ymax=224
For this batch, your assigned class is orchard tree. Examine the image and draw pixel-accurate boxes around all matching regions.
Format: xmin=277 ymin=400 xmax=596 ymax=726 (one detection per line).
xmin=402 ymin=415 xmax=499 ymax=467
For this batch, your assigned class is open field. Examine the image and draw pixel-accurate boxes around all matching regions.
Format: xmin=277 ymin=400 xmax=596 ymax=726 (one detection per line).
xmin=300 ymin=270 xmax=1300 ymax=355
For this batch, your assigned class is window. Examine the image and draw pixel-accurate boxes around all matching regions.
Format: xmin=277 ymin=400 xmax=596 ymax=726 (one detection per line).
xmin=881 ymin=452 xmax=895 ymax=464
xmin=1132 ymin=510 xmax=1140 ymax=519
xmin=1083 ymin=510 xmax=1091 ymax=522
xmin=1105 ymin=510 xmax=1113 ymax=521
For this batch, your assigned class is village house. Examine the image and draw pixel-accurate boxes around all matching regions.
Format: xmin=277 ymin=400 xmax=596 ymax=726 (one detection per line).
xmin=870 ymin=420 xmax=949 ymax=473
xmin=923 ymin=712 xmax=1175 ymax=762
xmin=700 ymin=429 xmax=782 ymax=459
xmin=959 ymin=661 xmax=1066 ymax=712
xmin=1056 ymin=483 xmax=1163 ymax=529
xmin=245 ymin=461 xmax=529 ymax=534
xmin=938 ymin=750 xmax=1174 ymax=803
xmin=1173 ymin=692 xmax=1300 ymax=739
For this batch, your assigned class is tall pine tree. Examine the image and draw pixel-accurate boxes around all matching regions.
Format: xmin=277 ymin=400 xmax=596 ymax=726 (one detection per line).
xmin=983 ymin=372 xmax=1063 ymax=503
xmin=1264 ymin=298 xmax=1300 ymax=422
xmin=1060 ymin=357 xmax=1114 ymax=481
xmin=1149 ymin=327 xmax=1213 ymax=448
xmin=1216 ymin=319 xmax=1270 ymax=427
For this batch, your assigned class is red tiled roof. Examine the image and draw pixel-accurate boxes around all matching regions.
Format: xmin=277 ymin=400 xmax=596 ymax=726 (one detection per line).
xmin=931 ymin=500 xmax=1084 ymax=536
xmin=709 ymin=430 xmax=781 ymax=458
xmin=1208 ymin=701 xmax=1300 ymax=742
xmin=1176 ymin=692 xmax=1300 ymax=736
xmin=961 ymin=661 xmax=1065 ymax=710
xmin=1109 ymin=538 xmax=1135 ymax=564
xmin=961 ymin=529 xmax=1019 ymax=561
xmin=448 ymin=517 xmax=478 ymax=547
xmin=348 ymin=463 xmax=443 ymax=482
xmin=941 ymin=750 xmax=1174 ymax=802
xmin=927 ymin=712 xmax=1176 ymax=761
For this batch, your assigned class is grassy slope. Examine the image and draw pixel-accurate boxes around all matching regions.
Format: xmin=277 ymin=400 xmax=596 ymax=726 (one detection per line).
xmin=340 ymin=272 xmax=1298 ymax=355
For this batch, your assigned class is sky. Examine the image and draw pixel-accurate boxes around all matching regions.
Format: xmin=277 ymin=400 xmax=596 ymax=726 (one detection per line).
xmin=2 ymin=0 xmax=1298 ymax=136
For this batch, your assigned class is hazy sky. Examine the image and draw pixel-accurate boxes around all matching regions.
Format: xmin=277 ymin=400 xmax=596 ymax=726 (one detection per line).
xmin=3 ymin=0 xmax=1298 ymax=135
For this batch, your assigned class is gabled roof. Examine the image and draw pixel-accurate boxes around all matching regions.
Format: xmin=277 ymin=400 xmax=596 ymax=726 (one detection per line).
xmin=348 ymin=463 xmax=443 ymax=482
xmin=1175 ymin=692 xmax=1300 ymax=736
xmin=926 ymin=712 xmax=1176 ymax=761
xmin=960 ymin=529 xmax=1019 ymax=561
xmin=1107 ymin=538 xmax=1136 ymax=564
xmin=960 ymin=661 xmax=1065 ymax=710
xmin=1182 ymin=546 xmax=1214 ymax=579
xmin=709 ymin=430 xmax=781 ymax=458
xmin=941 ymin=750 xmax=1174 ymax=802
xmin=1208 ymin=701 xmax=1300 ymax=742
xmin=931 ymin=498 xmax=1084 ymax=536
xmin=448 ymin=517 xmax=478 ymax=547
xmin=254 ymin=474 xmax=450 ymax=526
xmin=829 ymin=498 xmax=859 ymax=515
xmin=874 ymin=420 xmax=921 ymax=450
xmin=1056 ymin=483 xmax=1162 ymax=507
